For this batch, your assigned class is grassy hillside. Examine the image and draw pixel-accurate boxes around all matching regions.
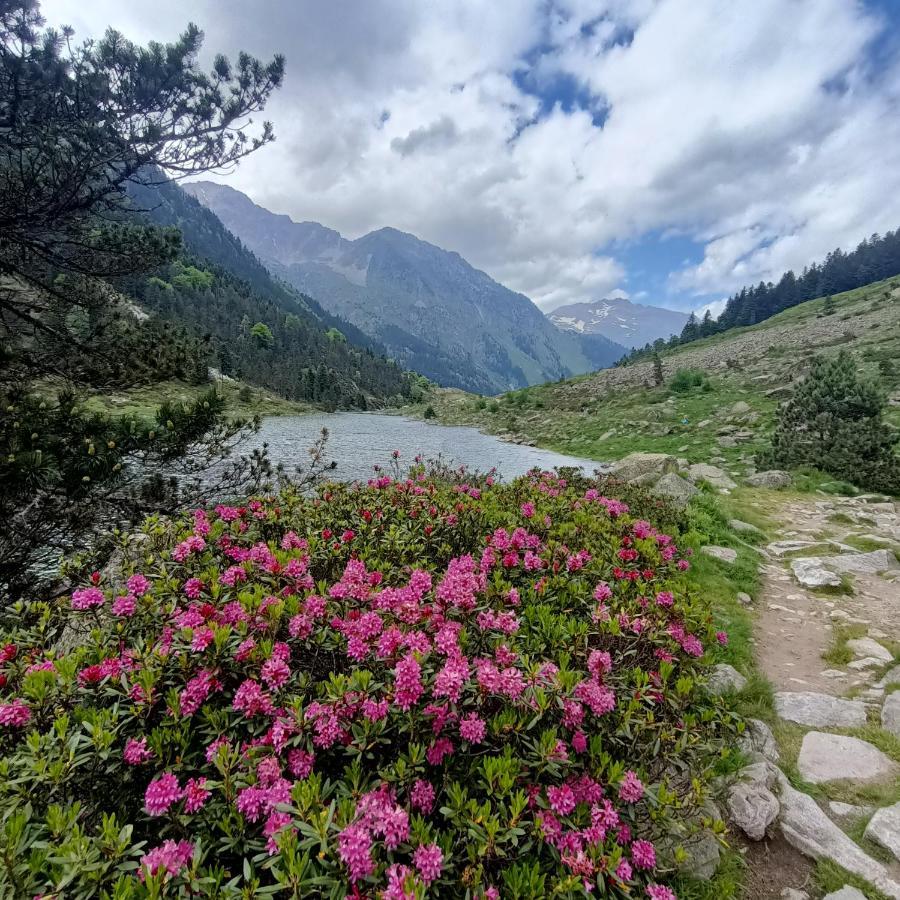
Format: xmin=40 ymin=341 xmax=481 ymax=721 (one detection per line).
xmin=406 ymin=277 xmax=900 ymax=473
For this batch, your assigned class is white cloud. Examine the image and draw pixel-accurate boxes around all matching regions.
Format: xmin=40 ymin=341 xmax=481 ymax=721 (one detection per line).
xmin=40 ymin=0 xmax=900 ymax=312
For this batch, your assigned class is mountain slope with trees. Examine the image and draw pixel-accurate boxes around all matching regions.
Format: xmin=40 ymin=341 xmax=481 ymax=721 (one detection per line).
xmin=185 ymin=181 xmax=627 ymax=394
xmin=624 ymin=228 xmax=900 ymax=361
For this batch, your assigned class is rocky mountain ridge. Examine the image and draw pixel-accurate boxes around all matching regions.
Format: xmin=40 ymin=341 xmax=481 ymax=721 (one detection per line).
xmin=184 ymin=181 xmax=627 ymax=394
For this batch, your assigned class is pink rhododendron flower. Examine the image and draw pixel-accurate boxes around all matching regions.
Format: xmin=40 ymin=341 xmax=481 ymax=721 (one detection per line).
xmin=413 ymin=843 xmax=443 ymax=884
xmin=426 ymin=737 xmax=454 ymax=765
xmin=139 ymin=840 xmax=194 ymax=880
xmin=646 ymin=885 xmax=677 ymax=900
xmin=547 ymin=784 xmax=576 ymax=816
xmin=111 ymin=594 xmax=136 ymax=617
xmin=631 ymin=839 xmax=656 ymax=869
xmin=183 ymin=777 xmax=210 ymax=813
xmin=261 ymin=656 xmax=290 ymax=690
xmin=459 ymin=713 xmax=486 ymax=743
xmin=126 ymin=574 xmax=150 ymax=596
xmin=619 ymin=771 xmax=645 ymax=803
xmin=145 ymin=773 xmax=182 ymax=815
xmin=0 ymin=699 xmax=30 ymax=727
xmin=123 ymin=736 xmax=153 ymax=765
xmin=716 ymin=630 xmax=728 ymax=646
xmin=71 ymin=587 xmax=104 ymax=610
xmin=288 ymin=748 xmax=314 ymax=779
xmin=338 ymin=823 xmax=374 ymax=882
xmin=410 ymin=779 xmax=435 ymax=813
xmin=393 ymin=653 xmax=423 ymax=710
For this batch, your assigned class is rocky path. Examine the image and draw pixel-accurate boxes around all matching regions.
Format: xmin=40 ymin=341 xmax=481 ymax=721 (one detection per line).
xmin=732 ymin=490 xmax=900 ymax=900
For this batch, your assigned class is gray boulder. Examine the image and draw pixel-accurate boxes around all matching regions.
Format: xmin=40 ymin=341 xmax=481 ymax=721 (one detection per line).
xmin=823 ymin=889 xmax=868 ymax=900
xmin=729 ymin=518 xmax=762 ymax=535
xmin=652 ymin=472 xmax=700 ymax=509
xmin=790 ymin=557 xmax=841 ymax=588
xmin=687 ymin=463 xmax=737 ymax=491
xmin=746 ymin=470 xmax=793 ymax=489
xmin=610 ymin=452 xmax=677 ymax=484
xmin=738 ymin=718 xmax=780 ymax=763
xmin=865 ymin=801 xmax=900 ymax=862
xmin=774 ymin=692 xmax=866 ymax=728
xmin=846 ymin=637 xmax=893 ymax=663
xmin=824 ymin=549 xmax=898 ymax=575
xmin=777 ymin=773 xmax=900 ymax=899
xmin=797 ymin=732 xmax=899 ymax=784
xmin=737 ymin=591 xmax=753 ymax=606
xmin=701 ymin=545 xmax=738 ymax=564
xmin=726 ymin=781 xmax=779 ymax=840
xmin=706 ymin=664 xmax=748 ymax=695
xmin=883 ymin=692 xmax=900 ymax=738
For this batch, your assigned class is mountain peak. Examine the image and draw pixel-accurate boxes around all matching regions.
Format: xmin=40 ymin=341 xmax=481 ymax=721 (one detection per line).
xmin=548 ymin=297 xmax=689 ymax=349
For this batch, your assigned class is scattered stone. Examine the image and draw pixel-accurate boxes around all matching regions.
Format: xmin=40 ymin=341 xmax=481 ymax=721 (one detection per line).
xmin=686 ymin=463 xmax=737 ymax=490
xmin=883 ymin=692 xmax=900 ymax=738
xmin=706 ymin=664 xmax=748 ymax=695
xmin=848 ymin=657 xmax=885 ymax=671
xmin=652 ymin=473 xmax=700 ymax=509
xmin=825 ymin=549 xmax=898 ymax=575
xmin=797 ymin=732 xmax=899 ymax=784
xmin=730 ymin=401 xmax=752 ymax=417
xmin=821 ymin=669 xmax=848 ymax=679
xmin=737 ymin=591 xmax=753 ymax=606
xmin=726 ymin=780 xmax=779 ymax=840
xmin=877 ymin=665 xmax=900 ymax=688
xmin=729 ymin=518 xmax=762 ymax=534
xmin=611 ymin=452 xmax=677 ymax=483
xmin=829 ymin=801 xmax=873 ymax=822
xmin=738 ymin=718 xmax=780 ymax=763
xmin=746 ymin=470 xmax=793 ymax=488
xmin=777 ymin=774 xmax=900 ymax=899
xmin=846 ymin=637 xmax=893 ymax=663
xmin=822 ymin=889 xmax=867 ymax=900
xmin=780 ymin=890 xmax=810 ymax=900
xmin=790 ymin=557 xmax=841 ymax=588
xmin=768 ymin=540 xmax=821 ymax=556
xmin=701 ymin=545 xmax=738 ymax=564
xmin=774 ymin=692 xmax=866 ymax=728
xmin=865 ymin=801 xmax=900 ymax=862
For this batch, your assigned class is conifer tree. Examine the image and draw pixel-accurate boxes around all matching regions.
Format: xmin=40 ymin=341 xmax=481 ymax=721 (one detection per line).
xmin=759 ymin=350 xmax=900 ymax=493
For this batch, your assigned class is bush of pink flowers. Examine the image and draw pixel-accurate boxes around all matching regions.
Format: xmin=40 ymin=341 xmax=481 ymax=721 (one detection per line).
xmin=0 ymin=465 xmax=738 ymax=898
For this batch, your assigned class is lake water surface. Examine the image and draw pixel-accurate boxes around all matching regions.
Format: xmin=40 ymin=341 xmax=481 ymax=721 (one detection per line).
xmin=249 ymin=413 xmax=603 ymax=482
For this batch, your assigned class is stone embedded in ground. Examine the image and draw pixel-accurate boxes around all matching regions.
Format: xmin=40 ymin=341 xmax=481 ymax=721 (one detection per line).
xmin=676 ymin=829 xmax=721 ymax=881
xmin=777 ymin=773 xmax=900 ymax=900
xmin=701 ymin=545 xmax=738 ymax=564
xmin=726 ymin=780 xmax=779 ymax=840
xmin=729 ymin=518 xmax=762 ymax=534
xmin=883 ymin=692 xmax=900 ymax=738
xmin=706 ymin=663 xmax=748 ymax=695
xmin=848 ymin=656 xmax=885 ymax=671
xmin=780 ymin=890 xmax=810 ymax=900
xmin=746 ymin=470 xmax=793 ymax=488
xmin=824 ymin=549 xmax=898 ymax=575
xmin=768 ymin=540 xmax=821 ymax=556
xmin=738 ymin=718 xmax=780 ymax=763
xmin=865 ymin=802 xmax=900 ymax=862
xmin=651 ymin=472 xmax=700 ymax=509
xmin=774 ymin=692 xmax=866 ymax=728
xmin=829 ymin=801 xmax=873 ymax=822
xmin=877 ymin=665 xmax=900 ymax=688
xmin=737 ymin=591 xmax=753 ymax=606
xmin=797 ymin=732 xmax=899 ymax=784
xmin=686 ymin=463 xmax=737 ymax=490
xmin=790 ymin=557 xmax=842 ymax=588
xmin=822 ymin=888 xmax=868 ymax=900
xmin=610 ymin=452 xmax=677 ymax=483
xmin=846 ymin=637 xmax=893 ymax=663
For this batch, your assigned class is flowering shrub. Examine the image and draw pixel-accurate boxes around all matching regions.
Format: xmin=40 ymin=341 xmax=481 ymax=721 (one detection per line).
xmin=0 ymin=466 xmax=736 ymax=898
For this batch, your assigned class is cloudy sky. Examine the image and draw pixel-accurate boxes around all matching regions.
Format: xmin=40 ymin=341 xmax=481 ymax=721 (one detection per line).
xmin=43 ymin=0 xmax=900 ymax=314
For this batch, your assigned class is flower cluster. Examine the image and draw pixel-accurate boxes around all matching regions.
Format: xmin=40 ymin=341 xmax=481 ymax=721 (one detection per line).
xmin=0 ymin=466 xmax=736 ymax=898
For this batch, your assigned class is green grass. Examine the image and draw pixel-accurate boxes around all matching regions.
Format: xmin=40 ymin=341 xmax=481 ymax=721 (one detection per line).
xmin=814 ymin=859 xmax=893 ymax=900
xmin=81 ymin=378 xmax=312 ymax=421
xmin=822 ymin=624 xmax=868 ymax=667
